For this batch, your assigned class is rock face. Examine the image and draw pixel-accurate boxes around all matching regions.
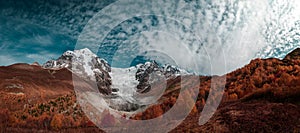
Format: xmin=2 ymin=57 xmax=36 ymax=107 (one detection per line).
xmin=162 ymin=64 xmax=181 ymax=78
xmin=135 ymin=61 xmax=181 ymax=93
xmin=43 ymin=48 xmax=112 ymax=95
xmin=135 ymin=61 xmax=161 ymax=93
xmin=284 ymin=48 xmax=300 ymax=60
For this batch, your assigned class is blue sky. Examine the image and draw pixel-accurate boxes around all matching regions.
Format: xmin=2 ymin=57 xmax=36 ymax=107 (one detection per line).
xmin=0 ymin=0 xmax=115 ymax=66
xmin=0 ymin=16 xmax=76 ymax=65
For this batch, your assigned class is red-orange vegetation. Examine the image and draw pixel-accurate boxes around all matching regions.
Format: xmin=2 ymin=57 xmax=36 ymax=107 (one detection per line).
xmin=50 ymin=114 xmax=64 ymax=130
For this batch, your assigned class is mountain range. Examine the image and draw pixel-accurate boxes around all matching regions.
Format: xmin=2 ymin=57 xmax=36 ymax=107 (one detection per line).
xmin=0 ymin=48 xmax=299 ymax=132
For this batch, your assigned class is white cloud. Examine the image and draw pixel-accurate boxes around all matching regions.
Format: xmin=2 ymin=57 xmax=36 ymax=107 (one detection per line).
xmin=0 ymin=55 xmax=18 ymax=66
xmin=26 ymin=51 xmax=59 ymax=63
xmin=19 ymin=34 xmax=53 ymax=46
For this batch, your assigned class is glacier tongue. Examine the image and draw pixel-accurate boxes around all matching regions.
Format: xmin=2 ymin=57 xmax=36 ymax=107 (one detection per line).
xmin=109 ymin=67 xmax=139 ymax=103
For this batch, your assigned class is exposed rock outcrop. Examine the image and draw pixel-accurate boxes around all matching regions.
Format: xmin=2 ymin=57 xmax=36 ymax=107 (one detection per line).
xmin=135 ymin=61 xmax=182 ymax=93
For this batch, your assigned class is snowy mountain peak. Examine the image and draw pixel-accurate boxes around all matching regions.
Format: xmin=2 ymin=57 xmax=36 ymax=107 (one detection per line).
xmin=75 ymin=48 xmax=96 ymax=57
xmin=63 ymin=50 xmax=75 ymax=57
xmin=43 ymin=48 xmax=112 ymax=95
xmin=62 ymin=48 xmax=96 ymax=60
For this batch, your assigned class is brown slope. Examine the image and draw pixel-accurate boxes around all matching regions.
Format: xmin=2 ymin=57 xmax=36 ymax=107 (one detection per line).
xmin=0 ymin=63 xmax=103 ymax=132
xmin=0 ymin=63 xmax=74 ymax=110
xmin=132 ymin=48 xmax=300 ymax=132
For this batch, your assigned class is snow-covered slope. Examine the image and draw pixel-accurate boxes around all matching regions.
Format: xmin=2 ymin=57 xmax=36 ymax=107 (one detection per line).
xmin=43 ymin=48 xmax=113 ymax=95
xmin=43 ymin=48 xmax=110 ymax=79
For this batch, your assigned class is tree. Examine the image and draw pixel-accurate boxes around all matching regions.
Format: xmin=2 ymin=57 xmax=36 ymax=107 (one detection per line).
xmin=50 ymin=114 xmax=64 ymax=130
